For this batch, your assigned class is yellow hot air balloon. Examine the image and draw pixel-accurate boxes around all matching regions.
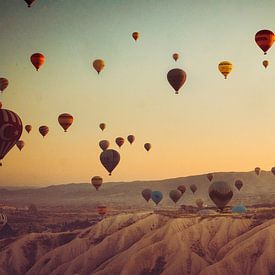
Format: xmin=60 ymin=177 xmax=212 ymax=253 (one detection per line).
xmin=93 ymin=59 xmax=105 ymax=74
xmin=218 ymin=61 xmax=232 ymax=79
xmin=262 ymin=60 xmax=269 ymax=69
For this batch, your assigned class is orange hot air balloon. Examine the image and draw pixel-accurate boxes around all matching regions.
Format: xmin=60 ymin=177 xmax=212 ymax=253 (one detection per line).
xmin=99 ymin=140 xmax=110 ymax=151
xmin=58 ymin=113 xmax=74 ymax=132
xmin=0 ymin=78 xmax=9 ymax=93
xmin=100 ymin=149 xmax=120 ymax=176
xmin=254 ymin=167 xmax=261 ymax=176
xmin=115 ymin=137 xmax=124 ymax=148
xmin=16 ymin=140 xmax=25 ymax=151
xmin=177 ymin=185 xmax=186 ymax=194
xmin=91 ymin=176 xmax=103 ymax=191
xmin=235 ymin=180 xmax=243 ymax=191
xmin=99 ymin=123 xmax=106 ymax=131
xmin=25 ymin=125 xmax=32 ymax=133
xmin=190 ymin=184 xmax=197 ymax=194
xmin=39 ymin=126 xmax=49 ymax=138
xmin=255 ymin=30 xmax=275 ymax=55
xmin=24 ymin=0 xmax=35 ymax=7
xmin=93 ymin=59 xmax=105 ymax=74
xmin=97 ymin=205 xmax=107 ymax=216
xmin=262 ymin=60 xmax=269 ymax=68
xmin=218 ymin=61 xmax=232 ymax=79
xmin=127 ymin=135 xmax=135 ymax=145
xmin=271 ymin=167 xmax=275 ymax=175
xmin=167 ymin=68 xmax=187 ymax=94
xmin=172 ymin=53 xmax=179 ymax=62
xmin=144 ymin=143 xmax=151 ymax=151
xmin=30 ymin=53 xmax=45 ymax=71
xmin=141 ymin=189 xmax=152 ymax=202
xmin=169 ymin=190 xmax=182 ymax=204
xmin=207 ymin=173 xmax=213 ymax=182
xmin=132 ymin=32 xmax=139 ymax=41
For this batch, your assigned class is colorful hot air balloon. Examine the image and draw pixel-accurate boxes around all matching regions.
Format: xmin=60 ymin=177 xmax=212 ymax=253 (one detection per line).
xmin=97 ymin=205 xmax=107 ymax=216
xmin=208 ymin=181 xmax=233 ymax=210
xmin=177 ymin=185 xmax=186 ymax=194
xmin=91 ymin=176 xmax=103 ymax=191
xmin=30 ymin=53 xmax=45 ymax=71
xmin=0 ymin=78 xmax=9 ymax=93
xmin=172 ymin=53 xmax=179 ymax=62
xmin=271 ymin=167 xmax=275 ymax=175
xmin=167 ymin=68 xmax=187 ymax=94
xmin=151 ymin=191 xmax=163 ymax=205
xmin=235 ymin=180 xmax=243 ymax=191
xmin=99 ymin=140 xmax=110 ymax=151
xmin=254 ymin=167 xmax=261 ymax=176
xmin=262 ymin=60 xmax=269 ymax=68
xmin=58 ymin=113 xmax=74 ymax=132
xmin=16 ymin=140 xmax=25 ymax=151
xmin=169 ymin=190 xmax=182 ymax=204
xmin=100 ymin=149 xmax=120 ymax=175
xmin=190 ymin=184 xmax=197 ymax=194
xmin=255 ymin=30 xmax=275 ymax=55
xmin=127 ymin=135 xmax=135 ymax=145
xmin=99 ymin=123 xmax=106 ymax=131
xmin=207 ymin=173 xmax=213 ymax=182
xmin=24 ymin=0 xmax=35 ymax=7
xmin=141 ymin=189 xmax=152 ymax=202
xmin=25 ymin=125 xmax=32 ymax=133
xmin=132 ymin=32 xmax=139 ymax=41
xmin=144 ymin=143 xmax=151 ymax=151
xmin=39 ymin=126 xmax=49 ymax=138
xmin=93 ymin=59 xmax=105 ymax=74
xmin=115 ymin=137 xmax=124 ymax=148
xmin=218 ymin=61 xmax=232 ymax=79
xmin=0 ymin=109 xmax=23 ymax=165
xmin=195 ymin=198 xmax=204 ymax=208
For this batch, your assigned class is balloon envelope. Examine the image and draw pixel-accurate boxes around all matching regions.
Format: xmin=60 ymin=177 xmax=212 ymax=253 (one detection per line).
xmin=58 ymin=113 xmax=73 ymax=132
xmin=207 ymin=173 xmax=213 ymax=182
xmin=167 ymin=68 xmax=187 ymax=94
xmin=262 ymin=60 xmax=269 ymax=68
xmin=271 ymin=167 xmax=275 ymax=175
xmin=195 ymin=198 xmax=204 ymax=208
xmin=172 ymin=53 xmax=179 ymax=61
xmin=93 ymin=59 xmax=105 ymax=74
xmin=177 ymin=185 xmax=186 ymax=194
xmin=169 ymin=190 xmax=182 ymax=203
xmin=99 ymin=140 xmax=110 ymax=151
xmin=190 ymin=184 xmax=197 ymax=194
xmin=235 ymin=180 xmax=243 ymax=191
xmin=99 ymin=123 xmax=106 ymax=131
xmin=151 ymin=191 xmax=163 ymax=205
xmin=127 ymin=135 xmax=135 ymax=144
xmin=100 ymin=149 xmax=120 ymax=175
xmin=25 ymin=125 xmax=32 ymax=133
xmin=24 ymin=0 xmax=35 ymax=7
xmin=254 ymin=167 xmax=261 ymax=175
xmin=144 ymin=143 xmax=151 ymax=151
xmin=91 ymin=176 xmax=103 ymax=190
xmin=31 ymin=53 xmax=45 ymax=71
xmin=0 ymin=78 xmax=9 ymax=92
xmin=97 ymin=205 xmax=107 ymax=216
xmin=132 ymin=32 xmax=139 ymax=41
xmin=141 ymin=189 xmax=152 ymax=202
xmin=218 ymin=61 xmax=232 ymax=79
xmin=255 ymin=30 xmax=275 ymax=54
xmin=16 ymin=140 xmax=25 ymax=151
xmin=39 ymin=126 xmax=49 ymax=138
xmin=115 ymin=137 xmax=124 ymax=148
xmin=232 ymin=205 xmax=247 ymax=214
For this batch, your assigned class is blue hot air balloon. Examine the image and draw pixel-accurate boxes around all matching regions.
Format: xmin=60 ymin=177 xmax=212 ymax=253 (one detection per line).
xmin=151 ymin=191 xmax=163 ymax=205
xmin=232 ymin=205 xmax=247 ymax=214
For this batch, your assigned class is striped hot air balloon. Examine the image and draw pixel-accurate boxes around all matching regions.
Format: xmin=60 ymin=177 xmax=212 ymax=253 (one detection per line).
xmin=30 ymin=53 xmax=45 ymax=71
xmin=97 ymin=205 xmax=107 ymax=216
xmin=0 ymin=78 xmax=9 ymax=93
xmin=39 ymin=126 xmax=49 ymax=138
xmin=0 ymin=109 xmax=23 ymax=165
xmin=58 ymin=113 xmax=74 ymax=132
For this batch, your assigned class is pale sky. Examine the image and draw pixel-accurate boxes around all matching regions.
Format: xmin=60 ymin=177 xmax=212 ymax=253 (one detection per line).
xmin=1 ymin=0 xmax=275 ymax=186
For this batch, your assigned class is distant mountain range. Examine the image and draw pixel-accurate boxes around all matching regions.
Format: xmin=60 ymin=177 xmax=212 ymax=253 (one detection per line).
xmin=1 ymin=171 xmax=275 ymax=208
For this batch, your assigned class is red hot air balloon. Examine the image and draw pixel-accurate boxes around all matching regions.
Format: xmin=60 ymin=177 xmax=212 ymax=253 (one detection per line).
xmin=235 ymin=180 xmax=243 ymax=191
xmin=167 ymin=68 xmax=187 ymax=94
xmin=115 ymin=137 xmax=124 ymax=148
xmin=132 ymin=32 xmax=139 ymax=41
xmin=25 ymin=125 xmax=32 ymax=133
xmin=0 ymin=109 xmax=23 ymax=165
xmin=100 ymin=149 xmax=120 ymax=175
xmin=39 ymin=126 xmax=49 ymax=138
xmin=144 ymin=143 xmax=151 ymax=151
xmin=0 ymin=78 xmax=9 ymax=93
xmin=30 ymin=53 xmax=45 ymax=71
xmin=127 ymin=135 xmax=135 ymax=144
xmin=207 ymin=173 xmax=213 ymax=182
xmin=58 ymin=113 xmax=74 ymax=132
xmin=255 ymin=30 xmax=275 ymax=55
xmin=24 ymin=0 xmax=35 ymax=7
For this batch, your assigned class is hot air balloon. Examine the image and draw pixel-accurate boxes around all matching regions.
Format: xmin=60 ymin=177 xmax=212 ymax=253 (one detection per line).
xmin=91 ymin=176 xmax=103 ymax=191
xmin=262 ymin=60 xmax=269 ymax=69
xmin=190 ymin=184 xmax=197 ymax=194
xmin=127 ymin=135 xmax=135 ymax=145
xmin=0 ymin=109 xmax=23 ymax=165
xmin=235 ymin=180 xmax=243 ymax=191
xmin=232 ymin=205 xmax=247 ymax=214
xmin=151 ymin=191 xmax=163 ymax=205
xmin=16 ymin=140 xmax=25 ymax=151
xmin=218 ymin=61 xmax=232 ymax=79
xmin=100 ymin=149 xmax=120 ymax=175
xmin=142 ymin=189 xmax=152 ymax=202
xmin=167 ymin=68 xmax=187 ymax=94
xmin=254 ymin=167 xmax=261 ymax=176
xmin=169 ymin=190 xmax=182 ymax=204
xmin=177 ymin=185 xmax=186 ymax=194
xmin=58 ymin=113 xmax=74 ymax=132
xmin=97 ymin=205 xmax=107 ymax=216
xmin=195 ymin=198 xmax=204 ymax=208
xmin=208 ymin=181 xmax=233 ymax=210
xmin=93 ymin=59 xmax=105 ymax=74
xmin=24 ymin=0 xmax=35 ymax=7
xmin=144 ymin=143 xmax=151 ymax=151
xmin=25 ymin=125 xmax=32 ymax=133
xmin=255 ymin=30 xmax=275 ymax=55
xmin=271 ymin=167 xmax=275 ymax=175
xmin=30 ymin=53 xmax=45 ymax=71
xmin=172 ymin=53 xmax=179 ymax=62
xmin=0 ymin=78 xmax=9 ymax=93
xmin=207 ymin=173 xmax=213 ymax=182
xmin=0 ymin=102 xmax=2 ymax=109
xmin=132 ymin=32 xmax=139 ymax=41
xmin=99 ymin=123 xmax=106 ymax=131
xmin=0 ymin=213 xmax=7 ymax=229
xmin=39 ymin=126 xmax=49 ymax=138
xmin=99 ymin=140 xmax=110 ymax=151
xmin=115 ymin=137 xmax=124 ymax=148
